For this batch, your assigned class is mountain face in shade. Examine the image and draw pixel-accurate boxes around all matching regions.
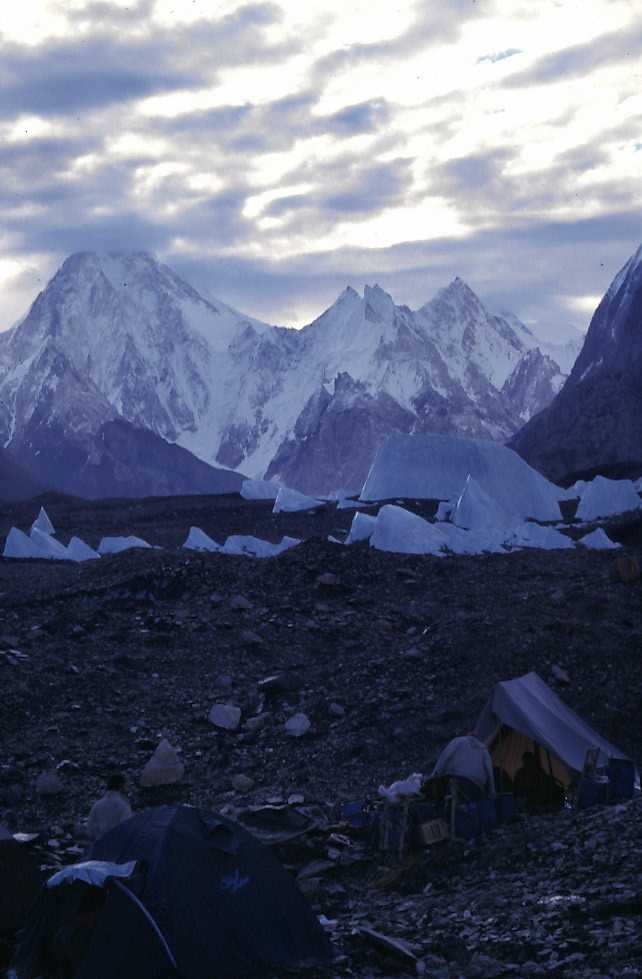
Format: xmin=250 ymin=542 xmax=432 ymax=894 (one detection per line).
xmin=0 ymin=447 xmax=43 ymax=501
xmin=0 ymin=251 xmax=578 ymax=495
xmin=510 ymin=244 xmax=642 ymax=482
xmin=502 ymin=347 xmax=565 ymax=423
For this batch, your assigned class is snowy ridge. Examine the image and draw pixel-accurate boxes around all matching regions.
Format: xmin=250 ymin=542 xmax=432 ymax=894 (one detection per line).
xmin=0 ymin=252 xmax=580 ymax=495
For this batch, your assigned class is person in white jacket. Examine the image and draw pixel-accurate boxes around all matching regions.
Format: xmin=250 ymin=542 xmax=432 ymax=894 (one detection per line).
xmin=86 ymin=775 xmax=132 ymax=843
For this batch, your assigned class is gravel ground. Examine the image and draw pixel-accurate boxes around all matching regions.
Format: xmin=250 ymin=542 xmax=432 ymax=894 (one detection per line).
xmin=1 ymin=492 xmax=641 ymax=977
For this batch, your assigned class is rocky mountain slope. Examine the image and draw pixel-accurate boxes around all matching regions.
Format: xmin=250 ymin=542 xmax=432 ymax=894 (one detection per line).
xmin=1 ymin=494 xmax=641 ymax=976
xmin=511 ymin=243 xmax=642 ymax=481
xmin=0 ymin=252 xmax=579 ymax=496
xmin=0 ymin=448 xmax=43 ymax=501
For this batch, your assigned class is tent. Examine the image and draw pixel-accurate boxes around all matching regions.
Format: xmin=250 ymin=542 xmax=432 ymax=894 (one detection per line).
xmin=431 ymin=735 xmax=495 ymax=792
xmin=475 ymin=672 xmax=631 ymax=787
xmin=11 ymin=805 xmax=332 ymax=979
xmin=0 ymin=839 xmax=41 ymax=937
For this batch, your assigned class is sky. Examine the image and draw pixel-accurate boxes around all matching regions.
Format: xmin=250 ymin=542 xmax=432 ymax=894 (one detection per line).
xmin=0 ymin=0 xmax=640 ymax=341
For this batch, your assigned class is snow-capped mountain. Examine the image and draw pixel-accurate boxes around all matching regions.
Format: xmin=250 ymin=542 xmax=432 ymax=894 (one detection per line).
xmin=511 ymin=243 xmax=642 ymax=481
xmin=0 ymin=251 xmax=578 ymax=495
xmin=502 ymin=347 xmax=565 ymax=423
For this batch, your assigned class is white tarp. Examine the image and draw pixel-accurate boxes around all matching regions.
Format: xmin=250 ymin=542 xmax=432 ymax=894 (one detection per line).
xmin=240 ymin=479 xmax=280 ymax=501
xmin=182 ymin=527 xmax=221 ymax=552
xmin=576 ymin=476 xmax=641 ymax=521
xmin=221 ymin=534 xmax=300 ymax=558
xmin=360 ymin=434 xmax=564 ymax=521
xmin=273 ymin=486 xmax=324 ymax=513
xmin=98 ymin=535 xmax=152 ymax=555
xmin=475 ymin=671 xmax=630 ymax=778
xmin=3 ymin=527 xmax=45 ymax=559
xmin=577 ymin=528 xmax=621 ymax=550
xmin=47 ymin=860 xmax=137 ymax=889
xmin=431 ymin=736 xmax=495 ymax=792
xmin=31 ymin=506 xmax=55 ymax=536
xmin=67 ymin=536 xmax=101 ymax=561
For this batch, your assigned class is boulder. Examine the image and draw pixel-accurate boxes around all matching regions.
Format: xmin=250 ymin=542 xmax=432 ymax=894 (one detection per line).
xmin=208 ymin=704 xmax=242 ymax=731
xmin=284 ymin=712 xmax=311 ymax=737
xmin=35 ymin=771 xmax=64 ymax=796
xmin=140 ymin=738 xmax=185 ymax=787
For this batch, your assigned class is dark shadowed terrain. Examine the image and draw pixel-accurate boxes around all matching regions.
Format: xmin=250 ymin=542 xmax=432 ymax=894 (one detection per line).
xmin=1 ymin=493 xmax=642 ymax=977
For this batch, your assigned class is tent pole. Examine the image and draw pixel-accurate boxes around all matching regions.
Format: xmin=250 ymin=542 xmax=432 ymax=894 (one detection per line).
xmin=112 ymin=879 xmax=178 ymax=972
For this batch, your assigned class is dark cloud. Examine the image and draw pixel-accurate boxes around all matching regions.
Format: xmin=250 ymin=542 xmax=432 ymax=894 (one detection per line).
xmin=477 ymin=48 xmax=522 ymax=64
xmin=425 ymin=143 xmax=627 ymax=223
xmin=503 ymin=24 xmax=642 ymax=87
xmin=167 ymin=209 xmax=642 ymax=338
xmin=262 ymin=158 xmax=414 ymax=235
xmin=0 ymin=3 xmax=296 ymax=118
xmin=158 ymin=94 xmax=393 ymax=157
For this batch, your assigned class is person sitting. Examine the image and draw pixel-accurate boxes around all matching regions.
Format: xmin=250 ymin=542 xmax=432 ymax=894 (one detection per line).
xmin=513 ymin=751 xmax=564 ymax=810
xmin=86 ymin=774 xmax=132 ymax=843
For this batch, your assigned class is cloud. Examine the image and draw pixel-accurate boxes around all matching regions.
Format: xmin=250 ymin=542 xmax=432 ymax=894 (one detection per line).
xmin=503 ymin=24 xmax=642 ymax=87
xmin=0 ymin=3 xmax=295 ymax=118
xmin=311 ymin=0 xmax=483 ymax=83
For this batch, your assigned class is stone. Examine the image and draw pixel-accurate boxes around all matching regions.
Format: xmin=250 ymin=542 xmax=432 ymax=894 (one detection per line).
xmin=240 ymin=629 xmax=263 ymax=646
xmin=244 ymin=713 xmax=271 ymax=734
xmin=316 ymin=572 xmax=340 ymax=588
xmin=615 ymin=556 xmax=640 ymax=582
xmin=329 ymin=702 xmax=345 ymax=717
xmin=232 ymin=774 xmax=254 ymax=793
xmin=284 ymin=712 xmax=311 ymax=737
xmin=229 ymin=595 xmax=253 ymax=611
xmin=208 ymin=703 xmax=242 ymax=730
xmin=140 ymin=738 xmax=185 ymax=787
xmin=35 ymin=771 xmax=64 ymax=796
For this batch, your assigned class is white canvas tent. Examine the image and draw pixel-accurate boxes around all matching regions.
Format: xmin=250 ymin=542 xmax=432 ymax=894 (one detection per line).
xmin=475 ymin=672 xmax=631 ymax=787
xmin=431 ymin=735 xmax=495 ymax=792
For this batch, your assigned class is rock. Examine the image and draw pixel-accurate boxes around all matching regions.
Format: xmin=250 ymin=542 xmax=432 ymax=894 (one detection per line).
xmin=316 ymin=572 xmax=340 ymax=588
xmin=328 ymin=702 xmax=345 ymax=717
xmin=35 ymin=771 xmax=64 ymax=796
xmin=229 ymin=595 xmax=253 ymax=611
xmin=140 ymin=738 xmax=185 ymax=787
xmin=231 ymin=774 xmax=254 ymax=793
xmin=240 ymin=629 xmax=263 ymax=646
xmin=210 ymin=592 xmax=225 ymax=605
xmin=615 ymin=556 xmax=640 ymax=583
xmin=244 ymin=713 xmax=271 ymax=734
xmin=258 ymin=673 xmax=303 ymax=696
xmin=284 ymin=712 xmax=311 ymax=737
xmin=208 ymin=704 xmax=242 ymax=730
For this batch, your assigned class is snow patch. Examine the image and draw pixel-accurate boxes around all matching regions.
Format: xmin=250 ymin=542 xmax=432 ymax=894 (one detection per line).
xmin=576 ymin=476 xmax=641 ymax=521
xmin=577 ymin=528 xmax=621 ymax=550
xmin=361 ymin=434 xmax=564 ymax=521
xmin=182 ymin=526 xmax=221 ymax=552
xmin=273 ymin=486 xmax=324 ymax=513
xmin=98 ymin=535 xmax=152 ymax=555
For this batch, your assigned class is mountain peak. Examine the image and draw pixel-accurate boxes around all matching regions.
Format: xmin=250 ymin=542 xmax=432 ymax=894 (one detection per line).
xmin=363 ymin=283 xmax=394 ymax=320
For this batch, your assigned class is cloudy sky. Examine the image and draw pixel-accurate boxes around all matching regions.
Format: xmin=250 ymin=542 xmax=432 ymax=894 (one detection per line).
xmin=0 ymin=0 xmax=640 ymax=340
